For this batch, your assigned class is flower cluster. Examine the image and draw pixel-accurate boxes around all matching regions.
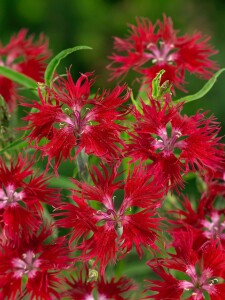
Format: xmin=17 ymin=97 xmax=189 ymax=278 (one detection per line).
xmin=0 ymin=15 xmax=225 ymax=299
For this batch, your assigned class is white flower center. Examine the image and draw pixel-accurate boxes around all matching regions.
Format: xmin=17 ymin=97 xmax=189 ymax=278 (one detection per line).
xmin=145 ymin=41 xmax=177 ymax=64
xmin=179 ymin=265 xmax=217 ymax=298
xmin=0 ymin=184 xmax=24 ymax=209
xmin=12 ymin=250 xmax=42 ymax=278
xmin=201 ymin=212 xmax=225 ymax=240
xmin=153 ymin=127 xmax=185 ymax=156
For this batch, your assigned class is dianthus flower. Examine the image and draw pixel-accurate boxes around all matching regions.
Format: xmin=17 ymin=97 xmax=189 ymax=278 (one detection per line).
xmin=108 ymin=15 xmax=217 ymax=92
xmin=23 ymin=71 xmax=130 ymax=172
xmin=56 ymin=163 xmax=164 ymax=274
xmin=145 ymin=230 xmax=225 ymax=299
xmin=126 ymin=96 xmax=224 ymax=190
xmin=0 ymin=226 xmax=70 ymax=300
xmin=0 ymin=29 xmax=50 ymax=111
xmin=0 ymin=155 xmax=59 ymax=244
xmin=62 ymin=266 xmax=136 ymax=299
xmin=168 ymin=172 xmax=225 ymax=249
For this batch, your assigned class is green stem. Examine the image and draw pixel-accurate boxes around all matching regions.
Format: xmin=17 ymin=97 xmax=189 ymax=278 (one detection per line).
xmin=175 ymin=68 xmax=225 ymax=104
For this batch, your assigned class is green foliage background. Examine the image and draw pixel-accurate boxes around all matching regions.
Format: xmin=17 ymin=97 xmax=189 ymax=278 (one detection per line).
xmin=1 ymin=0 xmax=225 ymax=125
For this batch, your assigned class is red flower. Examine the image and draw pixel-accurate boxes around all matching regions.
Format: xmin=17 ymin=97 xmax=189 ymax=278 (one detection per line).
xmin=108 ymin=15 xmax=218 ymax=92
xmin=96 ymin=275 xmax=136 ymax=300
xmin=62 ymin=268 xmax=93 ymax=300
xmin=0 ymin=227 xmax=69 ymax=300
xmin=144 ymin=264 xmax=182 ymax=299
xmin=168 ymin=174 xmax=225 ymax=249
xmin=0 ymin=155 xmax=59 ymax=243
xmin=126 ymin=96 xmax=224 ymax=190
xmin=146 ymin=230 xmax=225 ymax=299
xmin=56 ymin=163 xmax=164 ymax=274
xmin=0 ymin=29 xmax=50 ymax=111
xmin=62 ymin=267 xmax=136 ymax=300
xmin=23 ymin=71 xmax=130 ymax=172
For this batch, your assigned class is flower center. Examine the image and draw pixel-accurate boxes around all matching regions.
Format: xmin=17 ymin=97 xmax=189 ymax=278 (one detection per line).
xmin=0 ymin=184 xmax=24 ymax=209
xmin=153 ymin=127 xmax=185 ymax=156
xmin=12 ymin=250 xmax=42 ymax=279
xmin=97 ymin=208 xmax=120 ymax=224
xmin=145 ymin=41 xmax=177 ymax=64
xmin=71 ymin=110 xmax=84 ymax=136
xmin=96 ymin=208 xmax=123 ymax=235
xmin=201 ymin=212 xmax=225 ymax=240
xmin=179 ymin=265 xmax=217 ymax=298
xmin=84 ymin=293 xmax=109 ymax=300
xmin=60 ymin=107 xmax=93 ymax=138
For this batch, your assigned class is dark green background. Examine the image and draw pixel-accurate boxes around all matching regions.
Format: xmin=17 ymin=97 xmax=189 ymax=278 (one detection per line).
xmin=1 ymin=0 xmax=225 ymax=126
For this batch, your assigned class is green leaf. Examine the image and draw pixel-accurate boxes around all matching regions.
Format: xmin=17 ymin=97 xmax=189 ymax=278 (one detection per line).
xmin=75 ymin=149 xmax=91 ymax=182
xmin=130 ymin=90 xmax=142 ymax=112
xmin=44 ymin=45 xmax=92 ymax=86
xmin=0 ymin=107 xmax=39 ymax=155
xmin=0 ymin=66 xmax=37 ymax=89
xmin=48 ymin=175 xmax=75 ymax=189
xmin=124 ymin=262 xmax=149 ymax=276
xmin=152 ymin=69 xmax=172 ymax=100
xmin=175 ymin=68 xmax=225 ymax=103
xmin=0 ymin=137 xmax=27 ymax=155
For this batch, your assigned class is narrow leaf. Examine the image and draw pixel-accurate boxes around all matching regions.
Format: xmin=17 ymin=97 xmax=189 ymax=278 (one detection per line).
xmin=0 ymin=137 xmax=27 ymax=155
xmin=48 ymin=176 xmax=75 ymax=189
xmin=44 ymin=45 xmax=92 ymax=86
xmin=0 ymin=66 xmax=37 ymax=89
xmin=0 ymin=106 xmax=40 ymax=155
xmin=130 ymin=91 xmax=142 ymax=113
xmin=175 ymin=68 xmax=225 ymax=103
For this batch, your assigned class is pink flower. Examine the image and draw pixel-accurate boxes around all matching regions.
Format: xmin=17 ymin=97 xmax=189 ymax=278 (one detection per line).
xmin=23 ymin=71 xmax=130 ymax=172
xmin=56 ymin=163 xmax=164 ymax=274
xmin=0 ymin=29 xmax=50 ymax=111
xmin=126 ymin=96 xmax=224 ymax=190
xmin=108 ymin=15 xmax=218 ymax=92
xmin=0 ymin=155 xmax=59 ymax=243
xmin=0 ymin=227 xmax=69 ymax=300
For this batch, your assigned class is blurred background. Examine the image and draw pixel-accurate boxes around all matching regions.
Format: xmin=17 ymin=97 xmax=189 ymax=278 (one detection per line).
xmin=1 ymin=0 xmax=225 ymax=295
xmin=1 ymin=0 xmax=225 ymax=125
